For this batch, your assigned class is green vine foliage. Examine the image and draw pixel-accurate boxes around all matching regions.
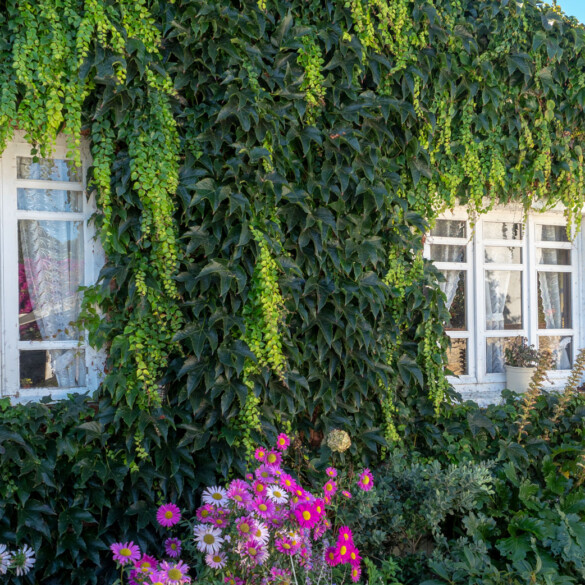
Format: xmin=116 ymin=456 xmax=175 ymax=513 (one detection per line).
xmin=2 ymin=0 xmax=585 ymax=532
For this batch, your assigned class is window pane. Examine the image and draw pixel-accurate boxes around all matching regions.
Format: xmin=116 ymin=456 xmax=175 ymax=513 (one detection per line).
xmin=536 ymin=224 xmax=569 ymax=242
xmin=17 ymin=188 xmax=82 ymax=212
xmin=486 ymin=337 xmax=516 ymax=374
xmin=19 ymin=220 xmax=84 ymax=341
xmin=440 ymin=270 xmax=466 ymax=330
xmin=484 ymin=246 xmax=522 ymax=264
xmin=483 ymin=221 xmax=523 ymax=240
xmin=17 ymin=157 xmax=81 ymax=182
xmin=539 ymin=336 xmax=572 ymax=370
xmin=536 ymin=248 xmax=571 ymax=266
xmin=430 ymin=219 xmax=467 ymax=238
xmin=446 ymin=338 xmax=467 ymax=376
xmin=485 ymin=271 xmax=523 ymax=330
xmin=537 ymin=272 xmax=572 ymax=329
xmin=20 ymin=349 xmax=85 ymax=388
xmin=430 ymin=244 xmax=466 ymax=263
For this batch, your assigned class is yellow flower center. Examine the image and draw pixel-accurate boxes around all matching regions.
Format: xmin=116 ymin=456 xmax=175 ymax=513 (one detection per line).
xmin=120 ymin=548 xmax=131 ymax=557
xmin=274 ymin=491 xmax=282 ymax=498
xmin=326 ymin=484 xmax=332 ymax=491
xmin=268 ymin=454 xmax=276 ymax=463
xmin=203 ymin=534 xmax=216 ymax=544
xmin=201 ymin=510 xmax=210 ymax=517
xmin=351 ymin=552 xmax=356 ymax=559
xmin=328 ymin=552 xmax=335 ymax=560
xmin=168 ymin=568 xmax=182 ymax=580
xmin=283 ymin=542 xmax=291 ymax=549
xmin=165 ymin=510 xmax=174 ymax=519
xmin=363 ymin=476 xmax=370 ymax=485
xmin=249 ymin=547 xmax=257 ymax=556
xmin=216 ymin=519 xmax=224 ymax=525
xmin=171 ymin=543 xmax=177 ymax=550
xmin=340 ymin=545 xmax=347 ymax=555
xmin=302 ymin=510 xmax=311 ymax=521
xmin=142 ymin=562 xmax=152 ymax=569
xmin=257 ymin=485 xmax=264 ymax=492
xmin=213 ymin=555 xmax=221 ymax=563
xmin=235 ymin=495 xmax=242 ymax=501
xmin=343 ymin=534 xmax=349 ymax=540
xmin=212 ymin=492 xmax=223 ymax=500
xmin=241 ymin=523 xmax=250 ymax=533
xmin=259 ymin=504 xmax=267 ymax=511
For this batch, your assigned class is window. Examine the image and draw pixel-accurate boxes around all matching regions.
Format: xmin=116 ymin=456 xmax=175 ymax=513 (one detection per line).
xmin=0 ymin=135 xmax=103 ymax=401
xmin=426 ymin=207 xmax=582 ymax=401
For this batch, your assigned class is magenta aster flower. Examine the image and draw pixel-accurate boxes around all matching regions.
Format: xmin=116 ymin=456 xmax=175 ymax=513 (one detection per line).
xmin=350 ymin=564 xmax=362 ymax=582
xmin=157 ymin=503 xmax=182 ymax=528
xmin=251 ymin=496 xmax=275 ymax=519
xmin=164 ymin=538 xmax=182 ymax=558
xmin=348 ymin=547 xmax=362 ymax=567
xmin=252 ymin=480 xmax=267 ymax=496
xmin=246 ymin=473 xmax=254 ymax=481
xmin=196 ymin=504 xmax=215 ymax=523
xmin=205 ymin=552 xmax=227 ymax=569
xmin=254 ymin=447 xmax=267 ymax=461
xmin=325 ymin=467 xmax=337 ymax=478
xmin=313 ymin=521 xmax=327 ymax=540
xmin=323 ymin=479 xmax=337 ymax=496
xmin=255 ymin=464 xmax=277 ymax=483
xmin=227 ymin=485 xmax=251 ymax=508
xmin=264 ymin=450 xmax=282 ymax=468
xmin=325 ymin=546 xmax=339 ymax=567
xmin=279 ymin=473 xmax=298 ymax=493
xmin=160 ymin=560 xmax=191 ymax=585
xmin=313 ymin=498 xmax=326 ymax=517
xmin=244 ymin=539 xmax=264 ymax=564
xmin=338 ymin=526 xmax=353 ymax=545
xmin=342 ymin=490 xmax=352 ymax=499
xmin=357 ymin=468 xmax=374 ymax=491
xmin=236 ymin=515 xmax=257 ymax=538
xmin=134 ymin=554 xmax=158 ymax=573
xmin=111 ymin=542 xmax=141 ymax=565
xmin=335 ymin=542 xmax=353 ymax=564
xmin=294 ymin=502 xmax=320 ymax=528
xmin=275 ymin=536 xmax=300 ymax=555
xmin=275 ymin=433 xmax=290 ymax=451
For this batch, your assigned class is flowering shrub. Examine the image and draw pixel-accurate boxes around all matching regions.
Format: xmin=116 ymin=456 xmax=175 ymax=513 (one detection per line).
xmin=0 ymin=543 xmax=36 ymax=576
xmin=110 ymin=432 xmax=374 ymax=584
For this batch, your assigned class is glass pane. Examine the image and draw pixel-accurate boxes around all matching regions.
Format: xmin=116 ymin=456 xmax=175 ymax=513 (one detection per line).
xmin=536 ymin=248 xmax=571 ymax=266
xmin=430 ymin=244 xmax=466 ymax=263
xmin=484 ymin=246 xmax=522 ymax=264
xmin=17 ymin=157 xmax=81 ymax=182
xmin=446 ymin=338 xmax=467 ymax=376
xmin=440 ymin=270 xmax=466 ymax=330
xmin=20 ymin=349 xmax=85 ymax=389
xmin=536 ymin=225 xmax=569 ymax=242
xmin=430 ymin=219 xmax=467 ymax=238
xmin=483 ymin=222 xmax=523 ymax=240
xmin=486 ymin=337 xmax=516 ymax=374
xmin=485 ymin=271 xmax=523 ymax=330
xmin=539 ymin=336 xmax=572 ymax=370
xmin=17 ymin=188 xmax=82 ymax=212
xmin=19 ymin=220 xmax=84 ymax=341
xmin=537 ymin=272 xmax=572 ymax=329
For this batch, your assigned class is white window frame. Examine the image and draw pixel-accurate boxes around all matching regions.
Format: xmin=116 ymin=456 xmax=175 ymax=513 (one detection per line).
xmin=0 ymin=132 xmax=105 ymax=402
xmin=427 ymin=205 xmax=584 ymax=404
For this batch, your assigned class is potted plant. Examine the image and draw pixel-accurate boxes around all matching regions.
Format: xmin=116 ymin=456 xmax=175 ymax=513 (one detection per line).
xmin=504 ymin=336 xmax=541 ymax=393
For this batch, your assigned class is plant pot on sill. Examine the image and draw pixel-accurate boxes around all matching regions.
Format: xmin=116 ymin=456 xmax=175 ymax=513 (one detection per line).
xmin=504 ymin=364 xmax=536 ymax=393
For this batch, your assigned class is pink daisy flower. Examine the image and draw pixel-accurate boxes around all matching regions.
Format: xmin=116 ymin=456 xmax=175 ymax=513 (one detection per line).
xmin=245 ymin=473 xmax=254 ymax=481
xmin=275 ymin=433 xmax=290 ymax=451
xmin=357 ymin=468 xmax=374 ymax=491
xmin=313 ymin=521 xmax=327 ymax=541
xmin=195 ymin=504 xmax=215 ymax=523
xmin=254 ymin=447 xmax=267 ymax=461
xmin=111 ymin=542 xmax=141 ymax=565
xmin=205 ymin=552 xmax=227 ymax=569
xmin=164 ymin=538 xmax=182 ymax=558
xmin=244 ymin=539 xmax=264 ymax=563
xmin=236 ymin=516 xmax=257 ymax=538
xmin=325 ymin=545 xmax=339 ymax=567
xmin=159 ymin=560 xmax=191 ymax=585
xmin=323 ymin=479 xmax=337 ymax=497
xmin=338 ymin=526 xmax=353 ymax=545
xmin=294 ymin=502 xmax=320 ymax=528
xmin=210 ymin=515 xmax=229 ymax=529
xmin=264 ymin=450 xmax=282 ymax=468
xmin=253 ymin=480 xmax=267 ymax=496
xmin=255 ymin=464 xmax=277 ymax=483
xmin=350 ymin=565 xmax=362 ymax=583
xmin=279 ymin=473 xmax=298 ymax=493
xmin=342 ymin=490 xmax=352 ymax=499
xmin=313 ymin=498 xmax=326 ymax=517
xmin=335 ymin=542 xmax=353 ymax=564
xmin=227 ymin=486 xmax=251 ymax=508
xmin=275 ymin=536 xmax=300 ymax=555
xmin=251 ymin=496 xmax=275 ymax=519
xmin=157 ymin=503 xmax=182 ymax=528
xmin=134 ymin=554 xmax=158 ymax=573
xmin=326 ymin=467 xmax=337 ymax=478
xmin=348 ymin=547 xmax=362 ymax=567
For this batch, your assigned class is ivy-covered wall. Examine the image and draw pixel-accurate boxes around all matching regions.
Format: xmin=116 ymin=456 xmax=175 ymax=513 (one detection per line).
xmin=2 ymin=0 xmax=585 ymax=581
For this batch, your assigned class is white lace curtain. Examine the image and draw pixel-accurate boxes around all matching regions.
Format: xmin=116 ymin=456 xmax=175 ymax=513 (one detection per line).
xmin=18 ymin=159 xmax=83 ymax=387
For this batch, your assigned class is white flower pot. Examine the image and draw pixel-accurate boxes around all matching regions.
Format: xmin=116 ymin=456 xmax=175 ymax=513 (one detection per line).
xmin=505 ymin=365 xmax=536 ymax=393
